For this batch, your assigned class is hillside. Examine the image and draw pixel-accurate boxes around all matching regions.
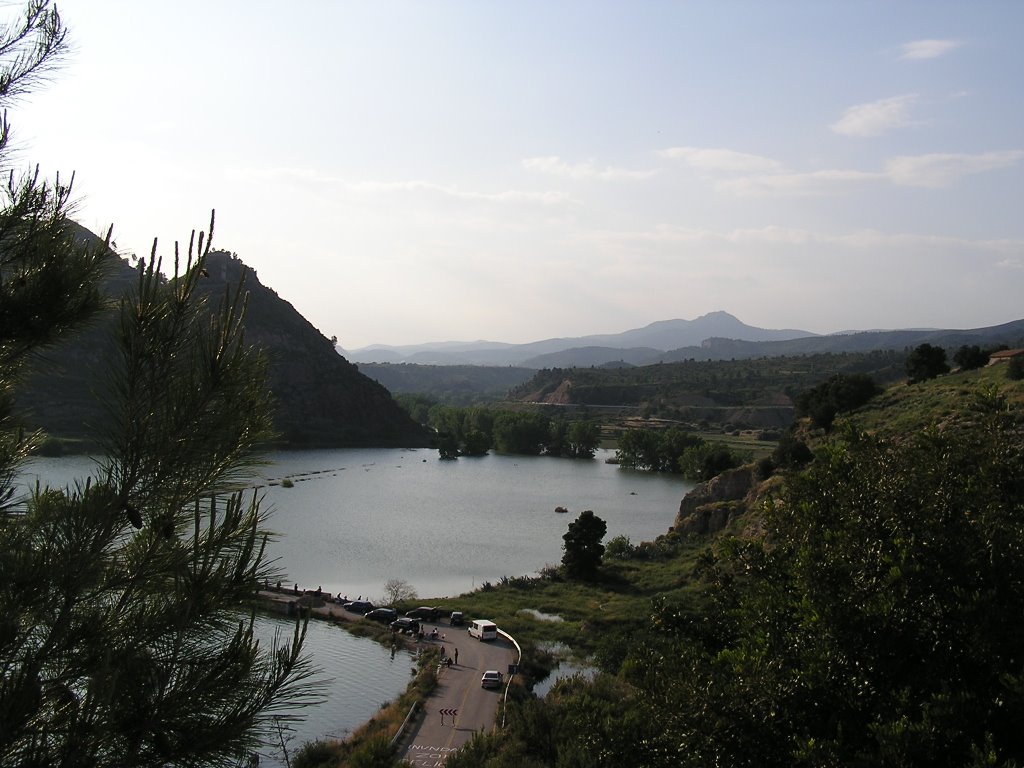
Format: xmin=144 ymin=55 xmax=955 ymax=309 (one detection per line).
xmin=356 ymin=362 xmax=534 ymax=405
xmin=506 ymin=350 xmax=908 ymax=429
xmin=17 ymin=237 xmax=429 ymax=449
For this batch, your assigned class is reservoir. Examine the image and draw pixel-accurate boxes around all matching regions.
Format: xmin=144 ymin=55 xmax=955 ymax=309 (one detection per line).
xmin=22 ymin=447 xmax=693 ymax=756
xmin=25 ymin=447 xmax=693 ymax=602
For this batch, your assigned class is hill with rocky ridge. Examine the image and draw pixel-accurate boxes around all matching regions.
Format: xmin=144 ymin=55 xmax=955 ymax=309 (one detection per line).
xmin=18 ymin=231 xmax=429 ymax=449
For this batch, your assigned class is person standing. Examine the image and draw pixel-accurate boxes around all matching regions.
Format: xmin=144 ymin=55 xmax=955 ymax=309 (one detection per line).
xmin=453 ymin=647 xmax=459 ymax=665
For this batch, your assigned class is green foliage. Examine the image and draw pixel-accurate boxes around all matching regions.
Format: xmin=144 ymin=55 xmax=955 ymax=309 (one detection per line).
xmin=771 ymin=433 xmax=813 ymax=470
xmin=677 ymin=441 xmax=744 ymax=481
xmin=795 ymin=372 xmax=881 ymax=431
xmin=547 ymin=419 xmax=600 ymax=459
xmin=1008 ymin=355 xmax=1024 ymax=381
xmin=953 ymin=344 xmax=990 ymax=371
xmin=906 ymin=342 xmax=950 ymax=383
xmin=492 ymin=410 xmax=549 ymax=454
xmin=631 ymin=390 xmax=1024 ymax=766
xmin=0 ymin=15 xmax=319 ymax=758
xmin=345 ymin=734 xmax=397 ymax=768
xmin=616 ymin=426 xmax=744 ymax=481
xmin=393 ymin=392 xmax=433 ymax=424
xmin=616 ymin=427 xmax=702 ymax=472
xmin=292 ymin=739 xmax=341 ymax=768
xmin=435 ymin=431 xmax=459 ymax=460
xmin=561 ymin=510 xmax=607 ymax=578
xmin=604 ymin=534 xmax=632 ymax=560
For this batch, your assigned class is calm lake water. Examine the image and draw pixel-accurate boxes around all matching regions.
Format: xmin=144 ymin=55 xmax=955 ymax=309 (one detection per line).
xmin=24 ymin=447 xmax=692 ymax=602
xmin=22 ymin=447 xmax=693 ymax=757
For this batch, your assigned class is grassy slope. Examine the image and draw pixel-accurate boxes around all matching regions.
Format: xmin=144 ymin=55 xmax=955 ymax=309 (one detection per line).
xmin=845 ymin=363 xmax=1024 ymax=436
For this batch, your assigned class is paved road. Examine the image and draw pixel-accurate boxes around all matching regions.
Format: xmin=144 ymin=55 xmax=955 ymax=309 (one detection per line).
xmin=399 ymin=622 xmax=516 ymax=767
xmin=254 ymin=595 xmax=517 ymax=765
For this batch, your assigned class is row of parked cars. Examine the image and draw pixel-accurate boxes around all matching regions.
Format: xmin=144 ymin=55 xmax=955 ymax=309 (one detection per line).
xmin=341 ymin=601 xmax=465 ymax=631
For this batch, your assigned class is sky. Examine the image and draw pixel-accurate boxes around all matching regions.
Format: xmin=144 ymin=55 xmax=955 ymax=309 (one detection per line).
xmin=11 ymin=1 xmax=1024 ymax=350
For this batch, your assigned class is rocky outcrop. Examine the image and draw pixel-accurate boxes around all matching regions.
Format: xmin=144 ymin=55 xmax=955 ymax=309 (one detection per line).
xmin=675 ymin=466 xmax=755 ymax=536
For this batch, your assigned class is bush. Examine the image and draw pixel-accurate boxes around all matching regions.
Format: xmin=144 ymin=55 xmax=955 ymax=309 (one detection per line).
xmin=604 ymin=534 xmax=633 ymax=560
xmin=292 ymin=740 xmax=340 ymax=768
xmin=1008 ymin=355 xmax=1024 ymax=381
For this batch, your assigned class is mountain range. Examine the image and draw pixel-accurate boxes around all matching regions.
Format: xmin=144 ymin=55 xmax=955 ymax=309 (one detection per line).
xmin=343 ymin=312 xmax=1024 ymax=369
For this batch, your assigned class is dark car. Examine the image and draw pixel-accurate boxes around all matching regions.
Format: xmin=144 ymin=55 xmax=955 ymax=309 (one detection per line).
xmin=390 ymin=617 xmax=420 ymax=634
xmin=365 ymin=607 xmax=398 ymax=623
xmin=449 ymin=611 xmax=464 ymax=626
xmin=343 ymin=600 xmax=374 ymax=614
xmin=405 ymin=606 xmax=441 ymax=621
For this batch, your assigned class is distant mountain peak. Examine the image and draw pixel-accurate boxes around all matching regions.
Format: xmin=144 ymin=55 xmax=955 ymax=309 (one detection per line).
xmin=345 ymin=313 xmax=818 ymax=367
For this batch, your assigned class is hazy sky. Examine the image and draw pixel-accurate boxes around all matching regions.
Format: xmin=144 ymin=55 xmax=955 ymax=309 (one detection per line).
xmin=13 ymin=1 xmax=1024 ymax=349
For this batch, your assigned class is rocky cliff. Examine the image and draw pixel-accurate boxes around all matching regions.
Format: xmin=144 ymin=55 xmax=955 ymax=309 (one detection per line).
xmin=674 ymin=466 xmax=756 ymax=536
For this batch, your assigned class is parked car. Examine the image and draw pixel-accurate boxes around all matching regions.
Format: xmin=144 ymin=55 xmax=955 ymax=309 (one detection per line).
xmin=390 ymin=617 xmax=421 ymax=634
xmin=343 ymin=600 xmax=374 ymax=614
xmin=365 ymin=608 xmax=398 ymax=623
xmin=480 ymin=670 xmax=503 ymax=689
xmin=449 ymin=611 xmax=464 ymax=626
xmin=405 ymin=606 xmax=441 ymax=621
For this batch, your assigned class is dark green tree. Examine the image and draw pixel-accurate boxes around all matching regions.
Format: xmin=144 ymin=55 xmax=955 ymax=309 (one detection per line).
xmin=796 ymin=373 xmax=881 ymax=431
xmin=492 ymin=411 xmax=549 ymax=455
xmin=615 ymin=428 xmax=663 ymax=471
xmin=906 ymin=343 xmax=949 ymax=383
xmin=565 ymin=420 xmax=600 ymax=458
xmin=0 ymin=6 xmax=317 ymax=764
xmin=1007 ymin=354 xmax=1024 ymax=381
xmin=561 ymin=509 xmax=607 ymax=578
xmin=436 ymin=431 xmax=459 ymax=460
xmin=952 ymin=344 xmax=989 ymax=371
xmin=678 ymin=441 xmax=742 ymax=481
xmin=636 ymin=387 xmax=1024 ymax=766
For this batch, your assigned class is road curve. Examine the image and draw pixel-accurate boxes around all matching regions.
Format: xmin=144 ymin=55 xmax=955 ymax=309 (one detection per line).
xmin=398 ymin=621 xmax=516 ymax=767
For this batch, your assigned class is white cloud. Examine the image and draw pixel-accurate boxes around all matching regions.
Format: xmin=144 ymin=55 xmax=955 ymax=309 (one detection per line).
xmin=230 ymin=167 xmax=577 ymax=205
xmin=899 ymin=39 xmax=963 ymax=60
xmin=885 ymin=150 xmax=1024 ymax=187
xmin=349 ymin=179 xmax=577 ymax=205
xmin=658 ymin=146 xmax=783 ymax=174
xmin=831 ymin=94 xmax=917 ymax=137
xmin=717 ymin=169 xmax=882 ymax=196
xmin=521 ymin=156 xmax=657 ymax=180
xmin=599 ymin=223 xmax=1024 ymax=257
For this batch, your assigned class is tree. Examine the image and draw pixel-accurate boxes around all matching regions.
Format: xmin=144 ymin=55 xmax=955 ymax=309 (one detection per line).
xmin=561 ymin=510 xmax=607 ymax=578
xmin=796 ymin=373 xmax=881 ymax=431
xmin=492 ymin=411 xmax=549 ymax=455
xmin=952 ymin=344 xmax=989 ymax=371
xmin=382 ymin=578 xmax=417 ymax=605
xmin=678 ymin=441 xmax=742 ymax=482
xmin=1007 ymin=354 xmax=1024 ymax=381
xmin=906 ymin=343 xmax=949 ymax=383
xmin=565 ymin=420 xmax=600 ymax=458
xmin=637 ymin=388 xmax=1024 ymax=766
xmin=0 ymin=6 xmax=317 ymax=763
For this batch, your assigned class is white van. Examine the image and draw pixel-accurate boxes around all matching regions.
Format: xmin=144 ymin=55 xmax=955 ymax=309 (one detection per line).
xmin=468 ymin=619 xmax=497 ymax=641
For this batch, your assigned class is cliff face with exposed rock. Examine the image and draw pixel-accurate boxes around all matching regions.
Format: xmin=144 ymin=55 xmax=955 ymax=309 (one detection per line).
xmin=674 ymin=466 xmax=756 ymax=536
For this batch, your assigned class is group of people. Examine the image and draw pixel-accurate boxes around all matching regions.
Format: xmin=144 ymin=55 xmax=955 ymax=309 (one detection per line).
xmin=439 ymin=644 xmax=459 ymax=667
